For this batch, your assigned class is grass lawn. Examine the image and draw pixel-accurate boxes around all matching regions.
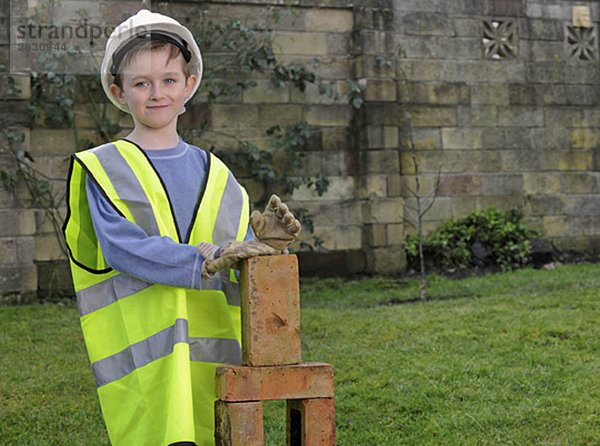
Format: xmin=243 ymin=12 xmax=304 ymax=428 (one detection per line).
xmin=2 ymin=263 xmax=600 ymax=445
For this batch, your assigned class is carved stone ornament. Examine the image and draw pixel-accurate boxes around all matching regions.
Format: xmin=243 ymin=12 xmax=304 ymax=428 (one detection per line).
xmin=566 ymin=25 xmax=598 ymax=61
xmin=482 ymin=20 xmax=518 ymax=60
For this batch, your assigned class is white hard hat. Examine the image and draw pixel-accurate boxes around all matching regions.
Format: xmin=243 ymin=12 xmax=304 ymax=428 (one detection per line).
xmin=100 ymin=9 xmax=203 ymax=114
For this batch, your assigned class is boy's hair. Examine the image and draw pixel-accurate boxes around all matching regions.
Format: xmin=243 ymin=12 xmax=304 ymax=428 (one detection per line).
xmin=111 ymin=39 xmax=192 ymax=89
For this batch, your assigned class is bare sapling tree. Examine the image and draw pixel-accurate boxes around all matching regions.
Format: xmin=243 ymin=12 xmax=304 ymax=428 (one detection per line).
xmin=396 ymin=59 xmax=443 ymax=302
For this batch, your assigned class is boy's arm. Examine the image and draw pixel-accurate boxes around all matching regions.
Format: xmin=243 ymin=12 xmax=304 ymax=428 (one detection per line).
xmin=86 ymin=177 xmax=206 ymax=289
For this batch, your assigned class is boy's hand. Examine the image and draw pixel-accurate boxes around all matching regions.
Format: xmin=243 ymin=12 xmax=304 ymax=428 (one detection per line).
xmin=197 ymin=241 xmax=279 ymax=279
xmin=250 ymin=195 xmax=302 ymax=251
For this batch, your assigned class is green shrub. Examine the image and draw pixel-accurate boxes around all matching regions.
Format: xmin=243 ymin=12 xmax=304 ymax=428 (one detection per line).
xmin=405 ymin=207 xmax=539 ymax=271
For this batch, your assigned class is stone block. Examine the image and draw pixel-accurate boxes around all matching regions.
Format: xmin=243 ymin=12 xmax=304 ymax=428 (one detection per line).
xmin=403 ymin=12 xmax=455 ymax=36
xmin=243 ymin=81 xmax=289 ymax=104
xmin=411 ymin=106 xmax=457 ymax=127
xmin=0 ymin=210 xmax=35 ymax=236
xmin=334 ymin=225 xmax=362 ymax=250
xmin=437 ymin=37 xmax=482 ymax=60
xmin=355 ymin=55 xmax=395 ymax=79
xmin=215 ymin=401 xmax=264 ymax=446
xmin=301 ymin=151 xmax=347 ymax=176
xmin=526 ymin=63 xmax=564 ymax=84
xmin=387 ymin=223 xmax=405 ymax=246
xmin=239 ymin=255 xmax=301 ymax=367
xmin=444 ymin=61 xmax=488 ymax=83
xmin=16 ymin=236 xmax=35 ymax=263
xmin=359 ymin=150 xmax=399 ymax=174
xmin=360 ymin=103 xmax=398 ymax=126
xmin=291 ymin=176 xmax=354 ymax=201
xmin=273 ymin=32 xmax=328 ymax=56
xmin=34 ymin=234 xmax=65 ymax=261
xmin=562 ymin=173 xmax=596 ymax=194
xmin=0 ymin=263 xmax=37 ymax=293
xmin=543 ymin=216 xmax=568 ymax=237
xmin=0 ymin=101 xmax=30 ymax=127
xmin=357 ymin=174 xmax=387 ymax=199
xmin=480 ymin=195 xmax=524 ymax=211
xmin=481 ymin=128 xmax=505 ymax=149
xmin=421 ymin=197 xmax=453 ymax=222
xmin=438 ymin=174 xmax=483 ymax=196
xmin=306 ymin=9 xmax=353 ymax=32
xmin=452 ymin=196 xmax=481 ymax=217
xmin=364 ymin=79 xmax=396 ymax=102
xmin=531 ymin=127 xmax=570 ymax=150
xmin=523 ymin=173 xmax=561 ymax=195
xmin=399 ymin=60 xmax=446 ymax=82
xmin=540 ymin=151 xmax=592 ymax=171
xmin=387 ymin=174 xmax=403 ymax=197
xmin=210 ymin=105 xmax=260 ymax=129
xmin=487 ymin=0 xmax=523 ymax=15
xmin=0 ymin=238 xmax=16 ymax=262
xmin=366 ymin=247 xmax=406 ymax=274
xmin=383 ymin=126 xmax=398 ymax=148
xmin=0 ymin=73 xmax=31 ymax=99
xmin=322 ymin=128 xmax=350 ymax=152
xmin=468 ymin=106 xmax=498 ymax=127
xmin=306 ymin=105 xmax=351 ymax=127
xmin=486 ymin=61 xmax=526 ymax=83
xmin=525 ymin=195 xmax=566 ymax=216
xmin=400 ymin=174 xmax=438 ymax=199
xmin=411 ymin=128 xmax=441 ymax=150
xmin=570 ymin=129 xmax=600 ymax=150
xmin=215 ymin=362 xmax=334 ymax=402
xmin=30 ymin=129 xmax=76 ymax=155
xmin=497 ymin=106 xmax=544 ymax=127
xmin=362 ymin=198 xmax=403 ymax=224
xmin=471 ymin=84 xmax=509 ymax=105
xmin=482 ymin=174 xmax=524 ymax=195
xmin=287 ymin=398 xmax=336 ymax=446
xmin=366 ymin=125 xmax=384 ymax=149
xmin=566 ymin=196 xmax=600 ymax=216
xmin=408 ymin=82 xmax=469 ymax=105
xmin=363 ymin=224 xmax=386 ymax=247
xmin=501 ymin=150 xmax=541 ymax=171
xmin=355 ymin=29 xmax=391 ymax=54
xmin=290 ymin=83 xmax=340 ymax=105
xmin=441 ymin=128 xmax=482 ymax=150
xmin=326 ymin=33 xmax=351 ymax=55
xmin=454 ymin=18 xmax=480 ymax=37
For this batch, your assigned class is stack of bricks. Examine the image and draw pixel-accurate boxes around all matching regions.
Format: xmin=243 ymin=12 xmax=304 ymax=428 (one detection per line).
xmin=215 ymin=255 xmax=335 ymax=445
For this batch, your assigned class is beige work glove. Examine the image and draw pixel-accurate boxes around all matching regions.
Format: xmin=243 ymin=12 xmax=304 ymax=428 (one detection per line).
xmin=197 ymin=241 xmax=279 ymax=279
xmin=250 ymin=194 xmax=302 ymax=251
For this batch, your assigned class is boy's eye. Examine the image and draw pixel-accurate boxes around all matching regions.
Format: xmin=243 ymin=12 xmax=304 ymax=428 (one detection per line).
xmin=135 ymin=81 xmax=148 ymax=87
xmin=165 ymin=78 xmax=176 ymax=84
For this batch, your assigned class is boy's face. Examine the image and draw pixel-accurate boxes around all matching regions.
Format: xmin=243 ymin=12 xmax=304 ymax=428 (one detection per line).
xmin=109 ymin=46 xmax=197 ymax=131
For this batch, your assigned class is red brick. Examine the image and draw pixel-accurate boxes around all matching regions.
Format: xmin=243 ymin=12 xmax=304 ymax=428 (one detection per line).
xmin=215 ymin=362 xmax=334 ymax=402
xmin=240 ymin=255 xmax=302 ymax=366
xmin=287 ymin=398 xmax=336 ymax=446
xmin=215 ymin=400 xmax=264 ymax=446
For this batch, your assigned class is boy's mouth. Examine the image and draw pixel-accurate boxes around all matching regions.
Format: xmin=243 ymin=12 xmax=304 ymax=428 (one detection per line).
xmin=147 ymin=104 xmax=170 ymax=109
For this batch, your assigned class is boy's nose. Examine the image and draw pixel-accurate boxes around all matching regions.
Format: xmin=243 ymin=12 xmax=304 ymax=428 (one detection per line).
xmin=150 ymin=83 xmax=164 ymax=99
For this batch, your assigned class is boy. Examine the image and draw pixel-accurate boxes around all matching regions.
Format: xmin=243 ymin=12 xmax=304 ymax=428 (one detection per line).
xmin=63 ymin=9 xmax=300 ymax=446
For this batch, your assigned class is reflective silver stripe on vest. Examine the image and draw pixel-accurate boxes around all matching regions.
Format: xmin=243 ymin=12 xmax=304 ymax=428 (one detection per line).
xmin=212 ymin=171 xmax=243 ymax=246
xmin=77 ymin=274 xmax=152 ymax=317
xmin=200 ymin=272 xmax=241 ymax=307
xmin=93 ymin=144 xmax=161 ymax=237
xmin=92 ymin=318 xmax=241 ymax=388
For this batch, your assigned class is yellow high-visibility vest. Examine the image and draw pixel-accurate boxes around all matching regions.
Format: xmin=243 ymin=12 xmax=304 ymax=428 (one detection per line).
xmin=63 ymin=139 xmax=250 ymax=446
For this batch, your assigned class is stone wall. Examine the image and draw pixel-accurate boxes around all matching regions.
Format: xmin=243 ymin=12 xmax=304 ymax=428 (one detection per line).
xmin=394 ymin=0 xmax=600 ymax=255
xmin=2 ymin=0 xmax=600 ymax=299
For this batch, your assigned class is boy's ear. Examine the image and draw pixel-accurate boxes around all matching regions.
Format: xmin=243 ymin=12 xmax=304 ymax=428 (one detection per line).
xmin=184 ymin=74 xmax=198 ymax=98
xmin=109 ymin=84 xmax=127 ymax=105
